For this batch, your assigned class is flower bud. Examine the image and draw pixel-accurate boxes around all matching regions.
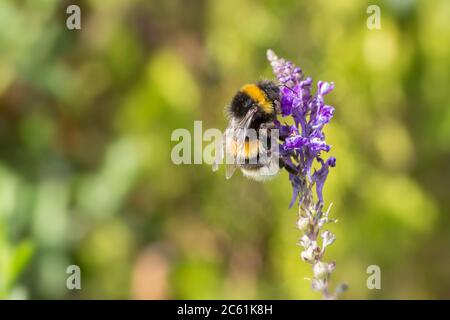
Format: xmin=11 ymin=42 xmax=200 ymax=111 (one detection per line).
xmin=313 ymin=262 xmax=329 ymax=279
xmin=297 ymin=217 xmax=310 ymax=231
xmin=328 ymin=261 xmax=336 ymax=273
xmin=321 ymin=230 xmax=336 ymax=248
xmin=300 ymin=241 xmax=319 ymax=263
xmin=301 ymin=247 xmax=314 ymax=263
xmin=311 ymin=279 xmax=326 ymax=292
xmin=318 ymin=81 xmax=334 ymax=96
xmin=335 ymin=283 xmax=348 ymax=296
xmin=299 ymin=235 xmax=311 ymax=249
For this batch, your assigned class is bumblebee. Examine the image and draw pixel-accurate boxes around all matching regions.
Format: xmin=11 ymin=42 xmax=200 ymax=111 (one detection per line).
xmin=213 ymin=80 xmax=282 ymax=181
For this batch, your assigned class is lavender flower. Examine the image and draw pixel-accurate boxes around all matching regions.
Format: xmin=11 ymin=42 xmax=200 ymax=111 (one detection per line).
xmin=267 ymin=49 xmax=345 ymax=299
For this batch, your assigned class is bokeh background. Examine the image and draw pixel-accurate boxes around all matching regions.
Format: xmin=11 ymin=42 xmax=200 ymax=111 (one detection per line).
xmin=0 ymin=0 xmax=449 ymax=299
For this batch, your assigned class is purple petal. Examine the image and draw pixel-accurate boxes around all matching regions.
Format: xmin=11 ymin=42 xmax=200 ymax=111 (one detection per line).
xmin=326 ymin=156 xmax=336 ymax=167
xmin=318 ymin=81 xmax=335 ymax=96
xmin=285 ymin=135 xmax=308 ymax=150
xmin=280 ymin=95 xmax=293 ymax=116
xmin=313 ymin=104 xmax=334 ymax=128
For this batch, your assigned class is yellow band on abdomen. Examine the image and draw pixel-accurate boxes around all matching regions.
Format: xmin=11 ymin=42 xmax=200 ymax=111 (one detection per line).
xmin=229 ymin=139 xmax=259 ymax=159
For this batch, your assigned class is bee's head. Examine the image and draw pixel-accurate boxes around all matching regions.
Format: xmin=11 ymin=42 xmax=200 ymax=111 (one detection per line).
xmin=229 ymin=81 xmax=279 ymax=121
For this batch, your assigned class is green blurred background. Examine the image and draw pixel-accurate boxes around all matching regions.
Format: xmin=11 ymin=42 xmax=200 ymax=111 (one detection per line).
xmin=0 ymin=0 xmax=449 ymax=299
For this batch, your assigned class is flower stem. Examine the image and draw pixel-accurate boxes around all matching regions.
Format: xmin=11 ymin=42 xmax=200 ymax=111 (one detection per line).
xmin=296 ymin=183 xmax=342 ymax=299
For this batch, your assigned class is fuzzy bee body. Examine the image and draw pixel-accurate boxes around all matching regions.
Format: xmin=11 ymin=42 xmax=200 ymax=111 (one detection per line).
xmin=213 ymin=81 xmax=281 ymax=181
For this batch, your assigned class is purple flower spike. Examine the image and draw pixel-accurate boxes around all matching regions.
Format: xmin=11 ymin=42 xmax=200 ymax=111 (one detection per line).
xmin=266 ymin=50 xmax=343 ymax=299
xmin=267 ymin=50 xmax=336 ymax=204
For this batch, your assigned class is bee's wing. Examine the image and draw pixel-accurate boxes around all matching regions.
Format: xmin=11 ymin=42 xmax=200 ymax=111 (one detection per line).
xmin=212 ymin=125 xmax=238 ymax=178
xmin=224 ymin=126 xmax=238 ymax=179
xmin=225 ymin=163 xmax=237 ymax=179
xmin=212 ymin=134 xmax=224 ymax=172
xmin=215 ymin=107 xmax=257 ymax=179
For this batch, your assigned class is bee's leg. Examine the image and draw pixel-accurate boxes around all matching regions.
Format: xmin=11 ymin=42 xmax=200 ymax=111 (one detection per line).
xmin=279 ymin=158 xmax=299 ymax=176
xmin=259 ymin=123 xmax=288 ymax=141
xmin=258 ymin=123 xmax=296 ymax=174
xmin=259 ymin=123 xmax=277 ymax=130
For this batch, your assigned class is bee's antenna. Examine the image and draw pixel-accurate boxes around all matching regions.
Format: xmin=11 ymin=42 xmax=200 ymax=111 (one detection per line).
xmin=277 ymin=84 xmax=295 ymax=93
